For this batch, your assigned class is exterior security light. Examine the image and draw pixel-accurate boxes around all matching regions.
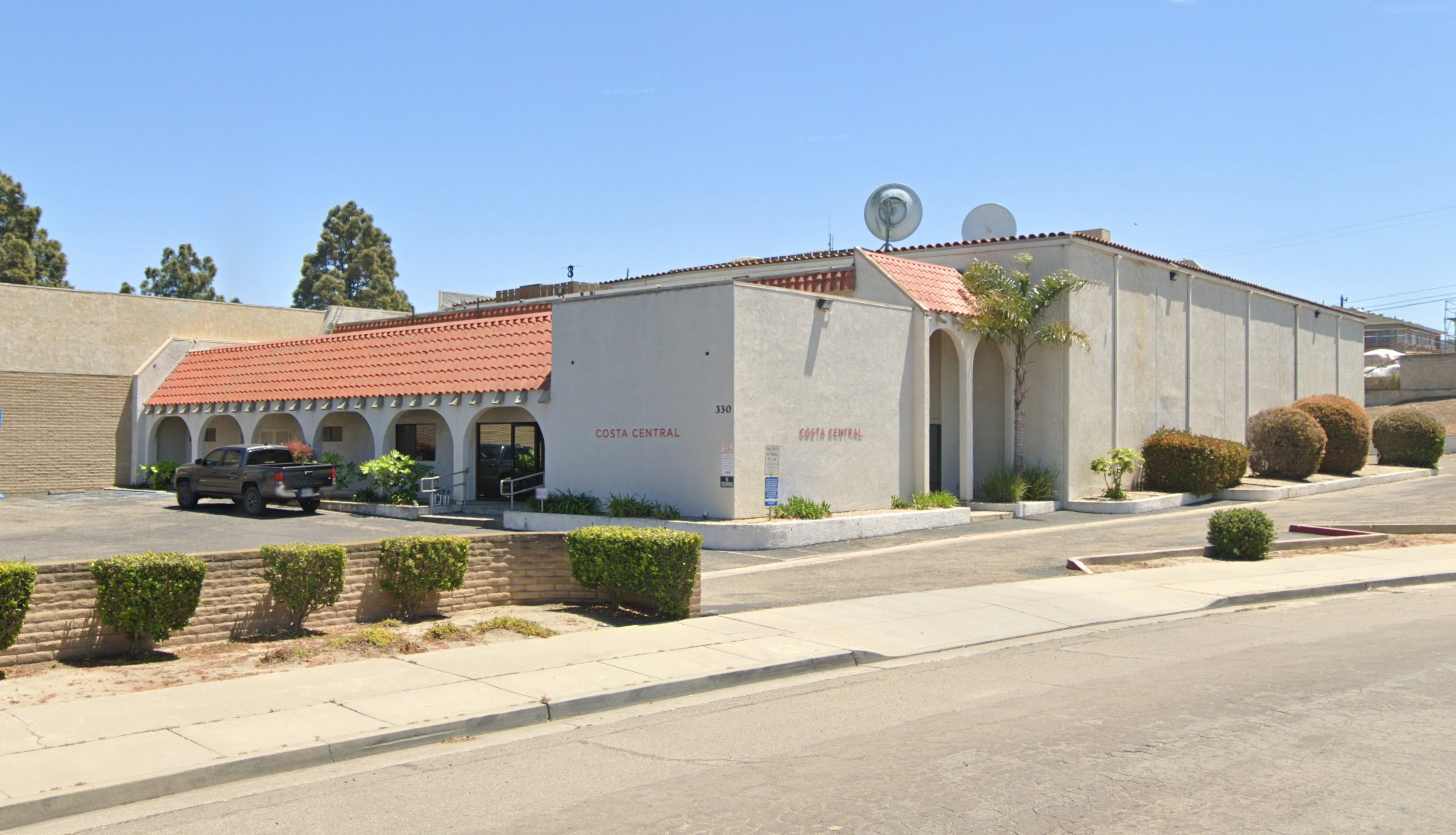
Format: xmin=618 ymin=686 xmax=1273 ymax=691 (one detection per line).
xmin=816 ymin=297 xmax=833 ymax=324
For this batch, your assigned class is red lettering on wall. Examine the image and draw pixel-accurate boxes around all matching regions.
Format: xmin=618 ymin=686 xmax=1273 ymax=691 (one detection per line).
xmin=597 ymin=427 xmax=680 ymax=439
xmin=798 ymin=427 xmax=861 ymax=441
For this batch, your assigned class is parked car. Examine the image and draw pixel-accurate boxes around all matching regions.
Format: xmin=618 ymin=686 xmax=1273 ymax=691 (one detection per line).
xmin=173 ymin=445 xmax=335 ymax=516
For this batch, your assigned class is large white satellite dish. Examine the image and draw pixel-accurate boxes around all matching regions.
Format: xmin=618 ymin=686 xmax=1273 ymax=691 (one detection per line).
xmin=864 ymin=183 xmax=923 ymax=249
xmin=961 ymin=203 xmax=1017 ymax=240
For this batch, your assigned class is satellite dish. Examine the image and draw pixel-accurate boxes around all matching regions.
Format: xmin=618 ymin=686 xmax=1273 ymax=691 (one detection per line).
xmin=864 ymin=183 xmax=923 ymax=249
xmin=961 ymin=203 xmax=1017 ymax=240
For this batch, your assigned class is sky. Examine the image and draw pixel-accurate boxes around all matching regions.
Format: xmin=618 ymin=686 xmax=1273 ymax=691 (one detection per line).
xmin=3 ymin=0 xmax=1454 ymax=330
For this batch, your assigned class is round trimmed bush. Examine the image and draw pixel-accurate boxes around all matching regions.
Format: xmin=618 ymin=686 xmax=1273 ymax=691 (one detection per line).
xmin=1372 ymin=407 xmax=1446 ymax=468
xmin=0 ymin=562 xmax=39 ymax=653
xmin=1292 ymin=395 xmax=1371 ymax=475
xmin=260 ymin=543 xmax=348 ymax=632
xmin=378 ymin=535 xmax=470 ymax=618
xmin=91 ymin=552 xmax=207 ymax=648
xmin=1207 ymin=508 xmax=1277 ymax=561
xmin=566 ymin=526 xmax=701 ymax=620
xmin=1141 ymin=429 xmax=1249 ymax=495
xmin=1246 ymin=406 xmax=1326 ymax=479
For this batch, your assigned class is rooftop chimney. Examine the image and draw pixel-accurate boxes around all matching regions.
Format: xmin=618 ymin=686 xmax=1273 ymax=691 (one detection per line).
xmin=1075 ymin=228 xmax=1112 ymax=242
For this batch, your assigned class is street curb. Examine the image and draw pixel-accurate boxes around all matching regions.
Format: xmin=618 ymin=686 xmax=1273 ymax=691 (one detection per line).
xmin=6 ymin=567 xmax=1456 ymax=830
xmin=0 ymin=652 xmax=855 ymax=830
xmin=1071 ymin=532 xmax=1390 ymax=567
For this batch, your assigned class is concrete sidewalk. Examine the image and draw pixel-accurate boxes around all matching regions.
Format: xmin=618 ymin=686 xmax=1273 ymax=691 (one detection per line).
xmin=4 ymin=544 xmax=1456 ymax=828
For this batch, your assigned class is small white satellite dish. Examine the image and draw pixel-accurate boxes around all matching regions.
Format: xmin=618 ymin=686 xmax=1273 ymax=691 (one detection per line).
xmin=864 ymin=183 xmax=923 ymax=249
xmin=961 ymin=203 xmax=1017 ymax=241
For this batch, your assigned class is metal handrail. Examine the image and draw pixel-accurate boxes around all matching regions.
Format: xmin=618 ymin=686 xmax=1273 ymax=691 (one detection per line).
xmin=420 ymin=469 xmax=470 ymax=509
xmin=499 ymin=470 xmax=545 ymax=509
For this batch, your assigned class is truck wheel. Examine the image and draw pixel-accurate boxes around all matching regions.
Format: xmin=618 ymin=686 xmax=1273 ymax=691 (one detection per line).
xmin=298 ymin=498 xmax=321 ymax=514
xmin=241 ymin=485 xmax=265 ymax=517
xmin=176 ymin=480 xmax=199 ymax=509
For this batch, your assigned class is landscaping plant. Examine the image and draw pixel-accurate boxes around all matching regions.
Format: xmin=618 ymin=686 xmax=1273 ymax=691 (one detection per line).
xmin=1372 ymin=407 xmax=1446 ymax=468
xmin=139 ymin=460 xmax=179 ymax=490
xmin=378 ymin=535 xmax=471 ymax=618
xmin=566 ymin=526 xmax=701 ymax=619
xmin=259 ymin=543 xmax=347 ymax=632
xmin=912 ymin=491 xmax=959 ymax=509
xmin=320 ymin=452 xmax=361 ymax=490
xmin=959 ymin=253 xmax=1089 ymax=474
xmin=91 ymin=552 xmax=207 ymax=650
xmin=978 ymin=466 xmax=1027 ymax=503
xmin=536 ymin=489 xmax=603 ymax=515
xmin=284 ymin=438 xmax=316 ymax=463
xmin=1140 ymin=429 xmax=1248 ymax=495
xmin=1246 ymin=406 xmax=1326 ymax=479
xmin=355 ymin=450 xmax=432 ymax=505
xmin=1090 ymin=448 xmax=1143 ymax=500
xmin=771 ymin=496 xmax=832 ymax=520
xmin=607 ymin=493 xmax=681 ymax=520
xmin=0 ymin=561 xmax=38 ymax=653
xmin=1206 ymin=508 xmax=1277 ymax=561
xmin=1291 ymin=394 xmax=1371 ymax=475
xmin=1019 ymin=465 xmax=1059 ymax=501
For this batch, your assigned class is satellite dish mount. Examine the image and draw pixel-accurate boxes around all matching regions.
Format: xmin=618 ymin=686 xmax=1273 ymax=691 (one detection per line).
xmin=864 ymin=184 xmax=923 ymax=250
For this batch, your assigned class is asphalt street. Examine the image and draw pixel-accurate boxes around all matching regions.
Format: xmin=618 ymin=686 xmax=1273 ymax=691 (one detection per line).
xmin=31 ymin=582 xmax=1456 ymax=834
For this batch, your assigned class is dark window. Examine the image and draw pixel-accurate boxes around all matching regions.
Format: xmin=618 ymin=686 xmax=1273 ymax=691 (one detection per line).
xmin=396 ymin=423 xmax=437 ymax=461
xmin=203 ymin=449 xmax=226 ymax=466
xmin=221 ymin=449 xmax=241 ymax=467
xmin=322 ymin=425 xmax=343 ymax=443
xmin=204 ymin=427 xmax=217 ymax=443
xmin=247 ymin=449 xmax=294 ymax=465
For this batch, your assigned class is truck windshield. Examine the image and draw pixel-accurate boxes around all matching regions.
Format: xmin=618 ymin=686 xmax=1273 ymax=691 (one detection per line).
xmin=246 ymin=449 xmax=295 ymax=465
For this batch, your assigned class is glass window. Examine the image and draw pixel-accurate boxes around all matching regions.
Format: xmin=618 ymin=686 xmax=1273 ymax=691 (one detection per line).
xmin=221 ymin=449 xmax=241 ymax=467
xmin=247 ymin=449 xmax=294 ymax=465
xmin=203 ymin=449 xmax=226 ymax=466
xmin=322 ymin=425 xmax=343 ymax=443
xmin=204 ymin=427 xmax=217 ymax=442
xmin=396 ymin=423 xmax=437 ymax=461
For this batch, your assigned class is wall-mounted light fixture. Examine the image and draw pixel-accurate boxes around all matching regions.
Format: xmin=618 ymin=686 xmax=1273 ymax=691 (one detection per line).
xmin=816 ymin=298 xmax=833 ymax=323
xmin=1169 ymin=271 xmax=1178 ymax=282
xmin=1314 ymin=309 xmax=1321 ymax=318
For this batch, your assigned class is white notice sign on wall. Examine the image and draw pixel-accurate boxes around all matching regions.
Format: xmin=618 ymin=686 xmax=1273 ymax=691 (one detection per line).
xmin=765 ymin=445 xmax=780 ymax=477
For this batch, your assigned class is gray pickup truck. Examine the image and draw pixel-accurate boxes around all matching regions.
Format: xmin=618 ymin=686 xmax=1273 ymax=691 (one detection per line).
xmin=173 ymin=445 xmax=335 ymax=516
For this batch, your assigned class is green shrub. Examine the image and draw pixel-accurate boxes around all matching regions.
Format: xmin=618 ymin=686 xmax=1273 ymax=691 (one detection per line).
xmin=535 ymin=489 xmax=602 ymax=515
xmin=0 ymin=562 xmax=38 ymax=652
xmin=1372 ymin=407 xmax=1446 ymax=468
xmin=890 ymin=495 xmax=912 ymax=509
xmin=911 ymin=491 xmax=959 ymax=509
xmin=139 ymin=460 xmax=179 ymax=490
xmin=1292 ymin=395 xmax=1371 ymax=475
xmin=91 ymin=552 xmax=207 ymax=648
xmin=607 ymin=493 xmax=681 ymax=520
xmin=355 ymin=450 xmax=432 ymax=505
xmin=1020 ymin=465 xmax=1059 ymax=501
xmin=260 ymin=543 xmax=347 ymax=631
xmin=771 ymin=496 xmax=831 ymax=520
xmin=321 ymin=452 xmax=362 ymax=491
xmin=979 ymin=467 xmax=1026 ymax=503
xmin=1090 ymin=448 xmax=1143 ymax=500
xmin=1206 ymin=508 xmax=1278 ymax=561
xmin=378 ymin=535 xmax=470 ymax=617
xmin=1141 ymin=429 xmax=1248 ymax=495
xmin=566 ymin=526 xmax=700 ymax=619
xmin=473 ymin=615 xmax=556 ymax=638
xmin=1247 ymin=407 xmax=1326 ymax=479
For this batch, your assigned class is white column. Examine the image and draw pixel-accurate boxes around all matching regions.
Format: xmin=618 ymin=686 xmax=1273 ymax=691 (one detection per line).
xmin=1293 ymin=303 xmax=1301 ymax=400
xmin=1111 ymin=254 xmax=1121 ymax=448
xmin=911 ymin=311 xmax=930 ymax=493
xmin=960 ymin=331 xmax=978 ymax=502
xmin=1184 ymin=274 xmax=1193 ymax=431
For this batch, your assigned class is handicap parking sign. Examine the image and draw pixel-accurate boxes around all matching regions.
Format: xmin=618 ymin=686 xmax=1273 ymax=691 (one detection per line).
xmin=764 ymin=476 xmax=779 ymax=507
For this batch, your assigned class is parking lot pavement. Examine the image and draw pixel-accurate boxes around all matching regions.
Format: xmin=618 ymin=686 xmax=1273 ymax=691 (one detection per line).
xmin=0 ymin=491 xmax=481 ymax=564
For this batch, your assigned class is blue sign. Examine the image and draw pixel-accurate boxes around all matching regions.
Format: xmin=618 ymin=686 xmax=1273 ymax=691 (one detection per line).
xmin=764 ymin=476 xmax=779 ymax=507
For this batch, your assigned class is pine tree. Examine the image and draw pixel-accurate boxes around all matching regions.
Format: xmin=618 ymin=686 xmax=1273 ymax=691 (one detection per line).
xmin=0 ymin=169 xmax=70 ymax=288
xmin=293 ymin=202 xmax=410 ymax=311
xmin=141 ymin=244 xmax=233 ymax=301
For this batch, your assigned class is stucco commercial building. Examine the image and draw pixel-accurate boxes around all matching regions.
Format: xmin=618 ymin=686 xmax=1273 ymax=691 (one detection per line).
xmin=133 ymin=231 xmax=1365 ymax=515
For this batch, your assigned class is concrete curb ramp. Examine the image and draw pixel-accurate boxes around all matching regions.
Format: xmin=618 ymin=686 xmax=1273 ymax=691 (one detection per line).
xmin=4 ymin=543 xmax=1456 ymax=829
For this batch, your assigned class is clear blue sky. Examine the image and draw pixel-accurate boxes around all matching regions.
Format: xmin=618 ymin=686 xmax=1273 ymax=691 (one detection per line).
xmin=4 ymin=1 xmax=1454 ymax=329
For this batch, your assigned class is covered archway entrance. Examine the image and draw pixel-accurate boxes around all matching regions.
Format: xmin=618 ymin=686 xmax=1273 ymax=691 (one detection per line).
xmin=252 ymin=413 xmax=305 ymax=446
xmin=929 ymin=330 xmax=962 ymax=495
xmin=471 ymin=406 xmax=543 ymax=501
xmin=200 ymin=414 xmax=243 ymax=458
xmin=972 ymin=340 xmax=1007 ymax=495
xmin=153 ymin=416 xmax=192 ymax=465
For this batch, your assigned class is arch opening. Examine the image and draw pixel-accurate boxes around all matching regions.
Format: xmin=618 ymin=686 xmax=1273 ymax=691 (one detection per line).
xmin=200 ymin=414 xmax=244 ymax=458
xmin=929 ymin=330 xmax=962 ymax=496
xmin=251 ymin=413 xmax=306 ymax=447
xmin=152 ymin=416 xmax=192 ymax=467
xmin=972 ymin=339 xmax=1008 ymax=495
xmin=467 ymin=405 xmax=543 ymax=501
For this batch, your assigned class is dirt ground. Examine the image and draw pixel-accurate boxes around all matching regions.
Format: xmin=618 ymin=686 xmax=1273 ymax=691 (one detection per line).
xmin=1092 ymin=533 xmax=1456 ymax=574
xmin=1368 ymin=396 xmax=1456 ymax=434
xmin=0 ymin=603 xmax=654 ymax=711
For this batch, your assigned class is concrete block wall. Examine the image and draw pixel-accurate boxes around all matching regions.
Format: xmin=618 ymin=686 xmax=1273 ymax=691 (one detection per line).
xmin=0 ymin=371 xmax=135 ymax=495
xmin=1 ymin=532 xmax=703 ymax=667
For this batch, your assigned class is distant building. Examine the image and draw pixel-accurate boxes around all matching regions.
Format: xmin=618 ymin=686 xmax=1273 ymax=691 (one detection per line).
xmin=1360 ymin=312 xmax=1452 ymax=354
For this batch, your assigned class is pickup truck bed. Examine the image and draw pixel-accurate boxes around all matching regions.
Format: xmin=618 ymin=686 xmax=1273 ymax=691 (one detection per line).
xmin=172 ymin=445 xmax=336 ymax=516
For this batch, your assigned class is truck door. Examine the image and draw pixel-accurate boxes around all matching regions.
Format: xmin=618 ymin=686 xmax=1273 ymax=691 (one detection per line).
xmin=197 ymin=448 xmax=227 ymax=492
xmin=217 ymin=448 xmax=243 ymax=494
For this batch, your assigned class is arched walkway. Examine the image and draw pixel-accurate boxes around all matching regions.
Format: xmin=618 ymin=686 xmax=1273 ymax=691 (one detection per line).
xmin=153 ymin=416 xmax=192 ymax=465
xmin=252 ymin=413 xmax=305 ymax=447
xmin=467 ymin=405 xmax=542 ymax=501
xmin=314 ymin=411 xmax=374 ymax=467
xmin=385 ymin=409 xmax=454 ymax=480
xmin=200 ymin=414 xmax=244 ymax=458
xmin=972 ymin=340 xmax=1008 ymax=494
xmin=929 ymin=330 xmax=961 ymax=496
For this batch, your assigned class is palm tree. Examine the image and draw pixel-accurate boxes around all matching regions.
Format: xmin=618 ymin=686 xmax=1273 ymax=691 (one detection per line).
xmin=960 ymin=253 xmax=1090 ymax=474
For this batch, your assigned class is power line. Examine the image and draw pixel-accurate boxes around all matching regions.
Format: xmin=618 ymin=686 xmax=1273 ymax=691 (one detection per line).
xmin=1188 ymin=204 xmax=1456 ymax=261
xmin=1350 ymin=282 xmax=1456 ymax=305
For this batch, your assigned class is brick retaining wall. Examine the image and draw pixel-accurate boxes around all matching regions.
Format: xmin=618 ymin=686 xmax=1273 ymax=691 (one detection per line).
xmin=2 ymin=532 xmax=702 ymax=667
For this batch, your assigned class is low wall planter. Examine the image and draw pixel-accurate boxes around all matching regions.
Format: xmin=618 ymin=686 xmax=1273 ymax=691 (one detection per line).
xmin=502 ymin=507 xmax=974 ymax=550
xmin=319 ymin=500 xmax=428 ymax=521
xmin=969 ymin=500 xmax=1060 ymax=518
xmin=1062 ymin=493 xmax=1208 ymax=515
xmin=1216 ymin=467 xmax=1435 ymax=502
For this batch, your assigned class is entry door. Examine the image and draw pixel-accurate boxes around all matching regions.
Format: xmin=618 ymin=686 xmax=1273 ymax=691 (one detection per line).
xmin=929 ymin=424 xmax=943 ymax=493
xmin=476 ymin=423 xmax=544 ymax=500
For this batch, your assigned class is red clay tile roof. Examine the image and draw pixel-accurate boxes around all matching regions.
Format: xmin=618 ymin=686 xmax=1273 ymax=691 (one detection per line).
xmin=146 ymin=309 xmax=552 ymax=405
xmin=863 ymin=251 xmax=977 ymax=316
xmin=748 ymin=269 xmax=855 ymax=294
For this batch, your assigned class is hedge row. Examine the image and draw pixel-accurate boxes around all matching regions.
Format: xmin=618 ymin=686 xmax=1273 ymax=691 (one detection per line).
xmin=1141 ymin=429 xmax=1249 ymax=495
xmin=566 ymin=526 xmax=701 ymax=620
